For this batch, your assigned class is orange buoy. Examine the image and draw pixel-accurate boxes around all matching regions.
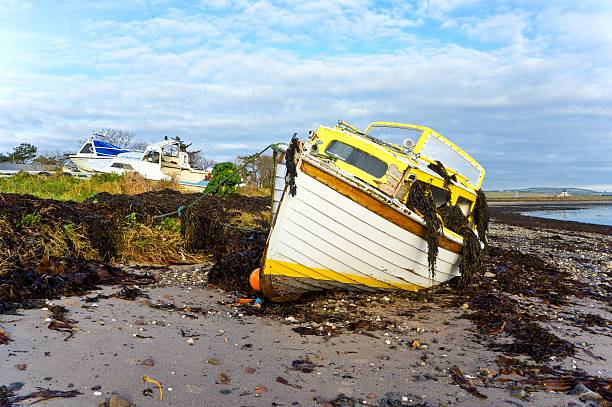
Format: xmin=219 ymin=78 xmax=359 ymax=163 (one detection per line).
xmin=249 ymin=268 xmax=261 ymax=291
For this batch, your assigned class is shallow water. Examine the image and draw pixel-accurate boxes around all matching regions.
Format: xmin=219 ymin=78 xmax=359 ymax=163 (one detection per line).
xmin=523 ymin=205 xmax=612 ymax=226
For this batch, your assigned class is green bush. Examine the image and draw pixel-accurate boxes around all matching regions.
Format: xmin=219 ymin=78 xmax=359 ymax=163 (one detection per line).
xmin=204 ymin=162 xmax=241 ymax=196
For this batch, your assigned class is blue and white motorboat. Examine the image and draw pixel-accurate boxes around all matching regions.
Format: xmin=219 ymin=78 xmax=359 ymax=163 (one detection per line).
xmin=69 ymin=135 xmax=133 ymax=173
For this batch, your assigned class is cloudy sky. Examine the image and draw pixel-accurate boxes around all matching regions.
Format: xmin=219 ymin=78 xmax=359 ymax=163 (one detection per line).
xmin=1 ymin=0 xmax=611 ymax=190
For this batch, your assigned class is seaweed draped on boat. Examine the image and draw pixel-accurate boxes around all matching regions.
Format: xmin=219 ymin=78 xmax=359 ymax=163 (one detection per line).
xmin=253 ymin=120 xmax=487 ymax=300
xmin=406 ymin=182 xmax=441 ymax=279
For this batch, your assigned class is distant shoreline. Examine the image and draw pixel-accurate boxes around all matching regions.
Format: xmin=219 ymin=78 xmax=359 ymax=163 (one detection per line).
xmin=486 ymin=195 xmax=612 ymax=203
xmin=490 ymin=201 xmax=612 ymax=236
xmin=488 ymin=200 xmax=612 ymax=207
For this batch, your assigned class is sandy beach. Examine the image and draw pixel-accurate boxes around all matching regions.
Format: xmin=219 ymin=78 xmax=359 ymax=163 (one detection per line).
xmin=1 ymin=202 xmax=610 ymax=406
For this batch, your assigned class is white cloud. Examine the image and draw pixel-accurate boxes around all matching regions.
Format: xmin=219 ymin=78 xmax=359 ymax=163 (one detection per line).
xmin=460 ymin=12 xmax=529 ymax=45
xmin=0 ymin=1 xmax=611 ymax=189
xmin=536 ymin=9 xmax=612 ymax=56
xmin=0 ymin=0 xmax=32 ymax=15
xmin=417 ymin=0 xmax=482 ymax=18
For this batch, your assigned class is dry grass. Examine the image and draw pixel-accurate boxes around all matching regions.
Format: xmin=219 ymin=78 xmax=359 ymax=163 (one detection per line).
xmin=115 ymin=221 xmax=210 ymax=265
xmin=229 ymin=210 xmax=271 ymax=230
xmin=0 ymin=217 xmax=14 ymax=274
xmin=239 ymin=184 xmax=272 ymax=197
xmin=1 ymin=216 xmax=101 ymax=276
xmin=1 ymin=211 xmax=207 ymax=275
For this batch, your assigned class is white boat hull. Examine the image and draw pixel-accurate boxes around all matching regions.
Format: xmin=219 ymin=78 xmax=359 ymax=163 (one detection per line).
xmin=68 ymin=156 xmax=115 ymax=173
xmin=260 ymin=159 xmax=463 ymax=299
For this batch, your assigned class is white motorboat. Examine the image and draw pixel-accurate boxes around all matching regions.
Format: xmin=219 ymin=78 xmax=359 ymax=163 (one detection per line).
xmin=105 ymin=139 xmax=211 ymax=189
xmin=68 ymin=135 xmax=133 ymax=173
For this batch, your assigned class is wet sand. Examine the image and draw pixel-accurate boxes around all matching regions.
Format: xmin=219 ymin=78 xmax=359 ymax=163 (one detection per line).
xmin=1 ymin=206 xmax=611 ymax=406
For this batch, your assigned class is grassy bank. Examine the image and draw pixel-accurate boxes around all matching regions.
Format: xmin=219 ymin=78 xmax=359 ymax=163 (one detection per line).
xmin=0 ymin=172 xmax=180 ymax=201
xmin=0 ymin=172 xmax=272 ymax=201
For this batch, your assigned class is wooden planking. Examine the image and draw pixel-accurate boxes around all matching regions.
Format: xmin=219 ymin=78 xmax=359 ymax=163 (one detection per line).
xmin=277 ymin=207 xmax=455 ymax=286
xmin=265 ymin=259 xmax=422 ymax=292
xmin=288 ymin=177 xmax=461 ymax=266
xmin=264 ymin=168 xmax=459 ymax=287
xmin=301 ymin=161 xmax=463 ymax=254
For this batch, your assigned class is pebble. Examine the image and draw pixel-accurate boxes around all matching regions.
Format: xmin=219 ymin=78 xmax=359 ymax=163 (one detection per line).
xmin=510 ymin=388 xmax=528 ymax=399
xmin=570 ymin=383 xmax=602 ymax=401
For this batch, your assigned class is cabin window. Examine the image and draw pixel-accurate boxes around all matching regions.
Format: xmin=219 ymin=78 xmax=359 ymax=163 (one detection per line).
xmin=111 ymin=163 xmax=133 ymax=170
xmin=367 ymin=125 xmax=423 ymax=146
xmin=419 ymin=135 xmax=482 ymax=187
xmin=326 ymin=140 xmax=387 ymax=178
xmin=431 ymin=185 xmax=450 ymax=208
xmin=79 ymin=143 xmax=94 ymax=154
xmin=456 ymin=197 xmax=473 ymax=217
xmin=142 ymin=151 xmax=160 ymax=164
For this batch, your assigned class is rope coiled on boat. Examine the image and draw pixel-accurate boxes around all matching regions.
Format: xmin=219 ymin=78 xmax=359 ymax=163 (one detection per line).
xmin=153 ymin=143 xmax=280 ymax=220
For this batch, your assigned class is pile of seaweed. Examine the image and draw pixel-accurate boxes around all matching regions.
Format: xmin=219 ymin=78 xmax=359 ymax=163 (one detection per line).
xmin=244 ymin=242 xmax=591 ymax=362
xmin=406 ymin=182 xmax=440 ymax=278
xmin=466 ymin=293 xmax=574 ymax=361
xmin=453 ymin=245 xmax=589 ymax=363
xmin=406 ymin=179 xmax=488 ymax=285
xmin=0 ymin=191 xmax=270 ymax=308
xmin=0 ymin=259 xmax=151 ymax=313
xmin=183 ymin=196 xmax=269 ymax=293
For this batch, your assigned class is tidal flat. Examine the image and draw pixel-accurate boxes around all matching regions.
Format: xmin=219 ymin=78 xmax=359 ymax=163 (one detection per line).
xmin=1 ymin=197 xmax=610 ymax=406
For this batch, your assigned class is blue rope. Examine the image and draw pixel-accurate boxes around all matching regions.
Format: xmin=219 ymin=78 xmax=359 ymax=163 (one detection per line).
xmin=153 ymin=143 xmax=280 ymax=219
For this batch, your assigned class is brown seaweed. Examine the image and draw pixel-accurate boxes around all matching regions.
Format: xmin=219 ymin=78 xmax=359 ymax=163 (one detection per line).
xmin=473 ymin=189 xmax=489 ymax=244
xmin=450 ymin=365 xmax=488 ymax=399
xmin=407 ymin=182 xmax=440 ymax=278
xmin=427 ymin=160 xmax=457 ymax=190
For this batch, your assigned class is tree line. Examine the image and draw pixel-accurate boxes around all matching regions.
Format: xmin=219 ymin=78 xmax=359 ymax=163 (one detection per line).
xmin=0 ymin=143 xmax=66 ymax=166
xmin=1 ymin=129 xmax=277 ymax=189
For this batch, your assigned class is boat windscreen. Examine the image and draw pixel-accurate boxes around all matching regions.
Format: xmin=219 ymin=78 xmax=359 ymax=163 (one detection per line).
xmin=367 ymin=126 xmax=423 ymax=146
xmin=326 ymin=140 xmax=388 ymax=178
xmin=79 ymin=143 xmax=94 ymax=154
xmin=419 ymin=135 xmax=482 ymax=187
xmin=143 ymin=150 xmax=161 ymax=164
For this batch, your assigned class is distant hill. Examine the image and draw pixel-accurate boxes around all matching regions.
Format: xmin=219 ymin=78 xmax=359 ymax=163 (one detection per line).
xmin=491 ymin=187 xmax=612 ymax=196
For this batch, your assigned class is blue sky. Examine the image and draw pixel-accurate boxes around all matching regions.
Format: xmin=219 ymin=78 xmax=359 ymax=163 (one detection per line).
xmin=1 ymin=0 xmax=611 ymax=190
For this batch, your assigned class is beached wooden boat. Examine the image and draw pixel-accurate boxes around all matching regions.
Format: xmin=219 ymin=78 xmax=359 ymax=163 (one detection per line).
xmin=252 ymin=121 xmax=486 ymax=300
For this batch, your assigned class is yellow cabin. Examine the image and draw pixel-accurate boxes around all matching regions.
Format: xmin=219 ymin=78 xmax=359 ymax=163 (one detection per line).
xmin=308 ymin=121 xmax=484 ymax=238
